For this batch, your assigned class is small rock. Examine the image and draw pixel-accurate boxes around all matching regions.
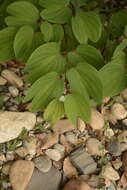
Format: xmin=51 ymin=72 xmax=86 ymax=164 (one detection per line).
xmin=87 ymin=175 xmax=102 ymax=188
xmin=26 ymin=167 xmax=61 ymax=190
xmin=60 ymin=134 xmax=73 ymax=153
xmin=118 ymin=131 xmax=127 ymax=144
xmin=63 ymin=157 xmax=78 ymax=178
xmin=112 ymin=159 xmax=122 ymax=170
xmin=34 ymin=156 xmax=52 ymax=173
xmin=111 ymin=103 xmax=127 ymax=120
xmin=15 ymin=147 xmax=28 ymax=158
xmin=70 ymin=147 xmax=97 ymax=175
xmin=1 ymin=69 xmax=23 ymax=88
xmin=6 ymin=152 xmax=15 ymax=161
xmin=0 ymin=76 xmax=7 ymax=85
xmin=46 ymin=149 xmax=62 ymax=161
xmin=86 ymin=138 xmax=104 ymax=156
xmin=23 ymin=136 xmax=37 ymax=156
xmin=107 ymin=140 xmax=122 ymax=156
xmin=41 ymin=133 xmax=59 ymax=150
xmin=2 ymin=163 xmax=11 ymax=175
xmin=89 ymin=109 xmax=104 ymax=130
xmin=122 ymin=151 xmax=127 ymax=172
xmin=0 ymin=153 xmax=6 ymax=162
xmin=121 ymin=88 xmax=127 ymax=100
xmin=123 ymin=118 xmax=127 ymax=126
xmin=63 ymin=179 xmax=92 ymax=190
xmin=65 ymin=132 xmax=77 ymax=144
xmin=0 ymin=112 xmax=36 ymax=143
xmin=104 ymin=128 xmax=114 ymax=138
xmin=78 ymin=119 xmax=86 ymax=132
xmin=53 ymin=119 xmax=75 ymax=134
xmin=8 ymin=86 xmax=19 ymax=97
xmin=107 ymin=183 xmax=116 ymax=190
xmin=53 ymin=144 xmax=65 ymax=157
xmin=102 ymin=164 xmax=120 ymax=181
xmin=9 ymin=160 xmax=34 ymax=190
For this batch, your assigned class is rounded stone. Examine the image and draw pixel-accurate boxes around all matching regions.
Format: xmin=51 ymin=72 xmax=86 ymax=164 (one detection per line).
xmin=89 ymin=109 xmax=104 ymax=130
xmin=34 ymin=156 xmax=52 ymax=173
xmin=8 ymin=86 xmax=19 ymax=97
xmin=86 ymin=138 xmax=104 ymax=156
xmin=9 ymin=160 xmax=34 ymax=190
xmin=111 ymin=103 xmax=127 ymax=120
xmin=46 ymin=149 xmax=62 ymax=161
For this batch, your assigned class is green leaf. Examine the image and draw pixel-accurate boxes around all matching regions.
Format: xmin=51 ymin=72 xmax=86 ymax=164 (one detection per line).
xmin=64 ymin=93 xmax=91 ymax=125
xmin=113 ymin=39 xmax=127 ymax=57
xmin=66 ymin=68 xmax=89 ymax=101
xmin=72 ymin=12 xmax=88 ymax=44
xmin=40 ymin=6 xmax=72 ymax=24
xmin=51 ymin=24 xmax=64 ymax=42
xmin=25 ymin=42 xmax=66 ymax=83
xmin=0 ymin=27 xmax=17 ymax=62
xmin=39 ymin=0 xmax=70 ymax=8
xmin=5 ymin=1 xmax=39 ymax=27
xmin=24 ymin=72 xmax=64 ymax=111
xmin=99 ymin=61 xmax=127 ymax=97
xmin=40 ymin=21 xmax=53 ymax=42
xmin=72 ymin=11 xmax=102 ymax=43
xmin=14 ymin=25 xmax=34 ymax=62
xmin=76 ymin=62 xmax=103 ymax=103
xmin=44 ymin=99 xmax=64 ymax=123
xmin=77 ymin=44 xmax=104 ymax=69
xmin=67 ymin=51 xmax=84 ymax=68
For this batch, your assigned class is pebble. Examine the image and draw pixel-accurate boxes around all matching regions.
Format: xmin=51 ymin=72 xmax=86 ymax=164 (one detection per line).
xmin=78 ymin=119 xmax=86 ymax=132
xmin=101 ymin=164 xmax=120 ymax=181
xmin=8 ymin=86 xmax=19 ymax=97
xmin=104 ymin=128 xmax=114 ymax=137
xmin=86 ymin=138 xmax=104 ymax=156
xmin=63 ymin=179 xmax=92 ymax=190
xmin=2 ymin=163 xmax=12 ymax=175
xmin=46 ymin=149 xmax=62 ymax=161
xmin=0 ymin=76 xmax=7 ymax=85
xmin=15 ymin=147 xmax=28 ymax=158
xmin=26 ymin=167 xmax=61 ymax=190
xmin=121 ymin=88 xmax=127 ymax=100
xmin=34 ymin=156 xmax=52 ymax=173
xmin=0 ymin=153 xmax=6 ymax=162
xmin=41 ymin=133 xmax=59 ymax=150
xmin=107 ymin=140 xmax=122 ymax=156
xmin=122 ymin=151 xmax=127 ymax=172
xmin=23 ymin=136 xmax=37 ymax=156
xmin=6 ymin=152 xmax=15 ymax=161
xmin=53 ymin=119 xmax=75 ymax=134
xmin=122 ymin=118 xmax=127 ymax=126
xmin=0 ymin=112 xmax=36 ymax=143
xmin=65 ymin=132 xmax=77 ymax=144
xmin=9 ymin=160 xmax=34 ymax=190
xmin=63 ymin=157 xmax=78 ymax=178
xmin=112 ymin=159 xmax=122 ymax=170
xmin=53 ymin=144 xmax=65 ymax=158
xmin=89 ymin=109 xmax=104 ymax=130
xmin=70 ymin=147 xmax=97 ymax=175
xmin=111 ymin=103 xmax=127 ymax=120
xmin=1 ymin=69 xmax=23 ymax=88
xmin=118 ymin=131 xmax=127 ymax=144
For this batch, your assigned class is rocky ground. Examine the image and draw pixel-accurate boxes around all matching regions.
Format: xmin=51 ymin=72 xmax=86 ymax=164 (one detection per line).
xmin=0 ymin=63 xmax=127 ymax=190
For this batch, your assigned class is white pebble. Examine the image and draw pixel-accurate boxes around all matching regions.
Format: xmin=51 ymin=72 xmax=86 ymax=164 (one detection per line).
xmin=9 ymin=86 xmax=19 ymax=97
xmin=111 ymin=103 xmax=127 ymax=120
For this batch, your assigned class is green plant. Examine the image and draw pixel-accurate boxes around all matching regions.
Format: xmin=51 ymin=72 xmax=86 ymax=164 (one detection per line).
xmin=0 ymin=0 xmax=127 ymax=125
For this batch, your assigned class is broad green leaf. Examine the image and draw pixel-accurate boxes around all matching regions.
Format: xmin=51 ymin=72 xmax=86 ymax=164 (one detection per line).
xmin=77 ymin=44 xmax=104 ymax=69
xmin=44 ymin=99 xmax=64 ymax=123
xmin=5 ymin=1 xmax=39 ymax=27
xmin=67 ymin=68 xmax=89 ymax=101
xmin=64 ymin=93 xmax=91 ymax=125
xmin=124 ymin=25 xmax=127 ymax=37
xmin=31 ymin=32 xmax=44 ymax=50
xmin=40 ymin=6 xmax=72 ymax=24
xmin=24 ymin=72 xmax=64 ymax=111
xmin=40 ymin=21 xmax=53 ymax=42
xmin=0 ymin=27 xmax=17 ymax=62
xmin=14 ymin=25 xmax=34 ymax=62
xmin=67 ymin=51 xmax=84 ymax=68
xmin=99 ymin=62 xmax=127 ymax=97
xmin=72 ymin=13 xmax=88 ymax=44
xmin=39 ymin=0 xmax=70 ymax=8
xmin=25 ymin=42 xmax=66 ymax=82
xmin=72 ymin=11 xmax=102 ymax=43
xmin=110 ymin=10 xmax=127 ymax=37
xmin=76 ymin=62 xmax=103 ymax=103
xmin=113 ymin=40 xmax=127 ymax=57
xmin=51 ymin=24 xmax=64 ymax=42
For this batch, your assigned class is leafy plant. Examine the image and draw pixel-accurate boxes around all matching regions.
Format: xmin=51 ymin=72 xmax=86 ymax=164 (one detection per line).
xmin=0 ymin=0 xmax=127 ymax=125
